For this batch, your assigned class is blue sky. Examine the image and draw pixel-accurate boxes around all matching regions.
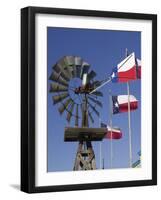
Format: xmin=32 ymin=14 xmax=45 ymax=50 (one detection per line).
xmin=47 ymin=27 xmax=141 ymax=172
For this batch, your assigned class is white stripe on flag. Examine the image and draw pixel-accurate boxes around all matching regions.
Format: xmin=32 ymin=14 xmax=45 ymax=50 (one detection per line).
xmin=118 ymin=52 xmax=135 ymax=72
xmin=117 ymin=95 xmax=137 ymax=104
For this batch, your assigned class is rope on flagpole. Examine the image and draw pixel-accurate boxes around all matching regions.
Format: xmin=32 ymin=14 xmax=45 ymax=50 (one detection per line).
xmin=109 ymin=89 xmax=113 ymax=168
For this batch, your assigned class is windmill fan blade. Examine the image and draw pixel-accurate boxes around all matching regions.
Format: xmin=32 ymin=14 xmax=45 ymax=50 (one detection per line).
xmin=81 ymin=62 xmax=90 ymax=79
xmin=75 ymin=65 xmax=82 ymax=78
xmin=49 ymin=82 xmax=68 ymax=93
xmin=75 ymin=104 xmax=79 ymax=126
xmin=64 ymin=56 xmax=75 ymax=66
xmin=62 ymin=56 xmax=74 ymax=78
xmin=92 ymin=91 xmax=103 ymax=97
xmin=82 ymin=61 xmax=90 ymax=68
xmin=75 ymin=56 xmax=82 ymax=66
xmin=87 ymin=70 xmax=97 ymax=81
xmin=88 ymin=102 xmax=100 ymax=117
xmin=53 ymin=59 xmax=71 ymax=81
xmin=58 ymin=98 xmax=73 ymax=114
xmin=88 ymin=96 xmax=103 ymax=107
xmin=92 ymin=80 xmax=102 ymax=87
xmin=75 ymin=56 xmax=82 ymax=78
xmin=67 ymin=65 xmax=76 ymax=78
xmin=53 ymin=64 xmax=69 ymax=81
xmin=88 ymin=112 xmax=94 ymax=123
xmin=49 ymin=71 xmax=69 ymax=86
xmin=66 ymin=102 xmax=75 ymax=122
xmin=52 ymin=92 xmax=69 ymax=104
xmin=71 ymin=65 xmax=77 ymax=78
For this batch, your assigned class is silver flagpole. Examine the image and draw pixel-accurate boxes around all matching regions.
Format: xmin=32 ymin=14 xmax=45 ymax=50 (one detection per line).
xmin=127 ymin=81 xmax=132 ymax=167
xmin=99 ymin=117 xmax=102 ymax=169
xmin=125 ymin=48 xmax=132 ymax=168
xmin=109 ymin=89 xmax=113 ymax=168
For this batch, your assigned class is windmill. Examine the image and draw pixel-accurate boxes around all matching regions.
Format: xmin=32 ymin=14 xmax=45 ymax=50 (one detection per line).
xmin=49 ymin=56 xmax=107 ymax=170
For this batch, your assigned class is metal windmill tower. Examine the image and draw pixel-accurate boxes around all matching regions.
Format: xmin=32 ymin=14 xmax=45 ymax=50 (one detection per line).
xmin=49 ymin=56 xmax=106 ymax=170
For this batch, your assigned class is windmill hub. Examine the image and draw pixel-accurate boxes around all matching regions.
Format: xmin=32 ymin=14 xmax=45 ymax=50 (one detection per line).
xmin=74 ymin=84 xmax=94 ymax=94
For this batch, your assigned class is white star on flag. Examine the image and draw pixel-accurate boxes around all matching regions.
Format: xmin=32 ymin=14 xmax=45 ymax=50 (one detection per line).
xmin=115 ymin=102 xmax=119 ymax=108
xmin=111 ymin=72 xmax=115 ymax=79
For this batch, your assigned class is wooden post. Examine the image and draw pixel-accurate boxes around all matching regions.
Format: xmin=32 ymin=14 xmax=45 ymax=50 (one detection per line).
xmin=73 ymin=94 xmax=96 ymax=170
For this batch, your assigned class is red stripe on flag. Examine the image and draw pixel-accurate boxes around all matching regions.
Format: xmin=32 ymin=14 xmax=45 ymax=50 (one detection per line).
xmin=105 ymin=131 xmax=122 ymax=139
xmin=119 ymin=101 xmax=138 ymax=112
xmin=118 ymin=65 xmax=137 ymax=82
xmin=137 ymin=66 xmax=141 ymax=79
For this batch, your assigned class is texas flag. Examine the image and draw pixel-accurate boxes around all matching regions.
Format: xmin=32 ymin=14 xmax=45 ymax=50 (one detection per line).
xmin=111 ymin=52 xmax=141 ymax=83
xmin=101 ymin=123 xmax=122 ymax=139
xmin=112 ymin=95 xmax=138 ymax=114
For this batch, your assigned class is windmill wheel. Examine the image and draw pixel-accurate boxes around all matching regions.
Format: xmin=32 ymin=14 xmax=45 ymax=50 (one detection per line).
xmin=49 ymin=56 xmax=103 ymax=126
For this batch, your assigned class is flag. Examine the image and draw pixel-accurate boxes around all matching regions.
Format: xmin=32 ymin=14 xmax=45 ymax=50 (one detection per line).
xmin=112 ymin=95 xmax=138 ymax=114
xmin=106 ymin=126 xmax=122 ymax=139
xmin=111 ymin=52 xmax=141 ymax=83
xmin=101 ymin=123 xmax=122 ymax=139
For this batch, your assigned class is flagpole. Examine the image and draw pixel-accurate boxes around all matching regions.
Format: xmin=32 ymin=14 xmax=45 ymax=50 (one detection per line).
xmin=127 ymin=81 xmax=132 ymax=167
xmin=125 ymin=48 xmax=132 ymax=168
xmin=109 ymin=89 xmax=113 ymax=168
xmin=99 ymin=117 xmax=102 ymax=169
